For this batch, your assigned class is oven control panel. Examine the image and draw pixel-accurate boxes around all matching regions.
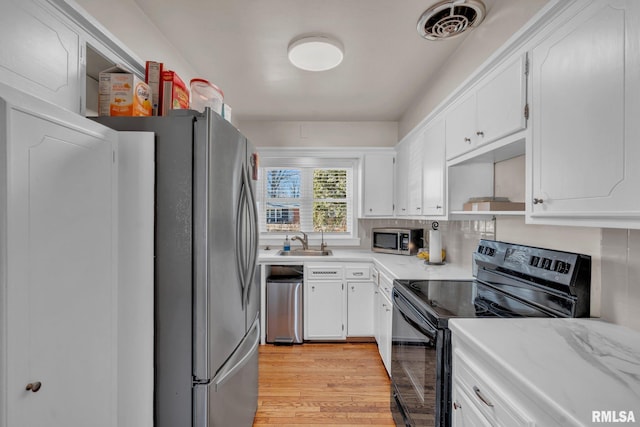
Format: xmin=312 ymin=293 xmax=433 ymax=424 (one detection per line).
xmin=474 ymin=239 xmax=590 ymax=288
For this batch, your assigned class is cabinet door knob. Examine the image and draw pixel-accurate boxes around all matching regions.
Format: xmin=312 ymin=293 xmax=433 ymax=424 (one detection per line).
xmin=369 ymin=208 xmax=373 ymax=212
xmin=476 ymin=131 xmax=484 ymax=137
xmin=26 ymin=382 xmax=42 ymax=392
xmin=464 ymin=137 xmax=471 ymax=143
xmin=311 ymin=286 xmax=315 ymax=291
xmin=436 ymin=205 xmax=442 ymax=209
xmin=453 ymin=401 xmax=462 ymax=410
xmin=533 ymin=198 xmax=544 ymax=205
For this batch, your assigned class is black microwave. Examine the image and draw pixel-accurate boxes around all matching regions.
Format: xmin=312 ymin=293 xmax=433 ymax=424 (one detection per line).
xmin=371 ymin=228 xmax=423 ymax=255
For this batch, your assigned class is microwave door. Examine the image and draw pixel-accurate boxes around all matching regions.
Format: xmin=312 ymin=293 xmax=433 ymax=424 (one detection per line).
xmin=375 ymin=232 xmax=399 ymax=251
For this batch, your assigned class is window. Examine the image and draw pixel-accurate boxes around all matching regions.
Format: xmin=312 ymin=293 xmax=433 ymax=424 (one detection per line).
xmin=258 ymin=157 xmax=357 ymax=240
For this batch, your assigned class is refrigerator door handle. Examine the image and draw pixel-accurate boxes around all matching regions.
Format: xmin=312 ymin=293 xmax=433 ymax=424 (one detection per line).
xmin=243 ymin=164 xmax=259 ymax=306
xmin=211 ymin=315 xmax=260 ymax=391
xmin=235 ymin=174 xmax=248 ymax=307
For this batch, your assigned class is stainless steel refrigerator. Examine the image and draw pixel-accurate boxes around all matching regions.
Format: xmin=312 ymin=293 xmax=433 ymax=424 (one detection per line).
xmin=95 ymin=110 xmax=260 ymax=427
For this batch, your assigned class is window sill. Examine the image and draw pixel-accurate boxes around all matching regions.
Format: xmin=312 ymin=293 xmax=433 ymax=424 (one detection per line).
xmin=259 ymin=236 xmax=361 ymax=248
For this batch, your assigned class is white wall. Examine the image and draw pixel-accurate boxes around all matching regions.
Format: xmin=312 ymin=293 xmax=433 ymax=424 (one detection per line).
xmin=237 ymin=120 xmax=398 ymax=148
xmin=600 ymin=229 xmax=640 ymax=332
xmin=398 ymin=0 xmax=549 ymax=140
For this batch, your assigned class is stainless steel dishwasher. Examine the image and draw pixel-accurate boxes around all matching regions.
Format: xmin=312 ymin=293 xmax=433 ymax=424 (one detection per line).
xmin=266 ymin=265 xmax=304 ymax=344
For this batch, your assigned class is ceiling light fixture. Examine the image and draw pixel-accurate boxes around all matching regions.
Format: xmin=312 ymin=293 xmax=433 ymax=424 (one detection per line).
xmin=287 ymin=35 xmax=344 ymax=72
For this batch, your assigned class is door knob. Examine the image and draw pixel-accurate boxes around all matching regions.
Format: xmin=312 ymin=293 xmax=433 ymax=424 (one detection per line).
xmin=533 ymin=198 xmax=544 ymax=205
xmin=476 ymin=131 xmax=484 ymax=137
xmin=464 ymin=137 xmax=471 ymax=143
xmin=26 ymin=381 xmax=42 ymax=392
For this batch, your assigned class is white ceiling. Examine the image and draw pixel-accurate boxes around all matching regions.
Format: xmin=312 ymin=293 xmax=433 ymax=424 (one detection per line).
xmin=127 ymin=0 xmax=544 ymax=122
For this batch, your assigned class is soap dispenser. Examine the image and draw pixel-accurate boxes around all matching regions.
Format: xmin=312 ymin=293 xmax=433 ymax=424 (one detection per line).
xmin=283 ymin=235 xmax=290 ymax=252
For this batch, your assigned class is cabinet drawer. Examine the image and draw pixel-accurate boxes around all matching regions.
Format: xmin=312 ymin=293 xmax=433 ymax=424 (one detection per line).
xmin=345 ymin=264 xmax=371 ymax=280
xmin=305 ymin=264 xmax=344 ymax=280
xmin=453 ymin=348 xmax=534 ymax=427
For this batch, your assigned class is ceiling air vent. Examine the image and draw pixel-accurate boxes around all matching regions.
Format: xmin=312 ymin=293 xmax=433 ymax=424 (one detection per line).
xmin=417 ymin=0 xmax=486 ymax=40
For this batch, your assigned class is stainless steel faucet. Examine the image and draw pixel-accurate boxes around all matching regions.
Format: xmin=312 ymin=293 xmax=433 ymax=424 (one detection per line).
xmin=291 ymin=232 xmax=309 ymax=250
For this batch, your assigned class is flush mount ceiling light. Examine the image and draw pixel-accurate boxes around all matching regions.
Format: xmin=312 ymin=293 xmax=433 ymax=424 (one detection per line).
xmin=418 ymin=0 xmax=486 ymax=41
xmin=287 ymin=35 xmax=344 ymax=71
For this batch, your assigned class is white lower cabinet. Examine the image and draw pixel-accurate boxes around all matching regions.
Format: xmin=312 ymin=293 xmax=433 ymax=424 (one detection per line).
xmin=451 ymin=348 xmax=535 ymax=427
xmin=347 ymin=281 xmax=374 ymax=336
xmin=346 ymin=264 xmax=375 ymax=337
xmin=375 ymin=271 xmax=394 ymax=376
xmin=304 ymin=264 xmax=346 ymax=340
xmin=1 ymin=84 xmax=118 ymax=427
xmin=451 ymin=383 xmax=493 ymax=427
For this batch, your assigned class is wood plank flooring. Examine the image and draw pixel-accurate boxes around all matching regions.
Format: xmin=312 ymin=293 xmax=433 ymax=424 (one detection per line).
xmin=254 ymin=343 xmax=396 ymax=426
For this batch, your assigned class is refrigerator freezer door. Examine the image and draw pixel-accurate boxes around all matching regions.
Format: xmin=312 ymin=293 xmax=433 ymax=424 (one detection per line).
xmin=193 ymin=315 xmax=260 ymax=427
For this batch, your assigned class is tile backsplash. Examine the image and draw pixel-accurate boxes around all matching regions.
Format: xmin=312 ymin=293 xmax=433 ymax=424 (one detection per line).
xmin=358 ymin=218 xmax=496 ymax=270
xmin=600 ymin=229 xmax=640 ymax=332
xmin=361 ymin=217 xmax=640 ymax=333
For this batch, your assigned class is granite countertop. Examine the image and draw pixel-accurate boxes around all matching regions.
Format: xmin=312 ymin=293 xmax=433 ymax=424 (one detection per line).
xmin=449 ymin=318 xmax=640 ymax=425
xmin=258 ymin=248 xmax=473 ymax=281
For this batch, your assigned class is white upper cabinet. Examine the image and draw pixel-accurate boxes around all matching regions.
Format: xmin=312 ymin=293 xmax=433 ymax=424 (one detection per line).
xmin=395 ymin=135 xmax=424 ymax=217
xmin=475 ymin=55 xmax=527 ymax=146
xmin=394 ymin=141 xmax=410 ymax=216
xmin=362 ymin=153 xmax=395 ymax=217
xmin=445 ymin=93 xmax=477 ymax=161
xmin=407 ymin=135 xmax=424 ymax=216
xmin=446 ymin=54 xmax=528 ymax=161
xmin=422 ymin=119 xmax=446 ymax=216
xmin=529 ymin=0 xmax=640 ymax=228
xmin=0 ymin=0 xmax=82 ymax=114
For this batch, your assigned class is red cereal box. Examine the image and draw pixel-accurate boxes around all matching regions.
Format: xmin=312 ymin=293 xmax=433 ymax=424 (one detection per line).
xmin=161 ymin=70 xmax=189 ymax=116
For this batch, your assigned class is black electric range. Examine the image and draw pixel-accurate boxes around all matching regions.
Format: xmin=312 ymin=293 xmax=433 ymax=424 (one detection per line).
xmin=390 ymin=239 xmax=591 ymax=427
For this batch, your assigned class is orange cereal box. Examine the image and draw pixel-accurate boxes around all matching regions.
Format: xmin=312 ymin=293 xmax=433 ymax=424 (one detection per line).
xmin=161 ymin=70 xmax=190 ymax=116
xmin=99 ymin=65 xmax=152 ymax=117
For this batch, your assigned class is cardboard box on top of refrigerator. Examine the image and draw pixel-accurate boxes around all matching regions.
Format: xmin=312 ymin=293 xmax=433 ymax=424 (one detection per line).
xmin=99 ymin=64 xmax=152 ymax=117
xmin=145 ymin=60 xmax=164 ymax=116
xmin=161 ymin=70 xmax=189 ymax=116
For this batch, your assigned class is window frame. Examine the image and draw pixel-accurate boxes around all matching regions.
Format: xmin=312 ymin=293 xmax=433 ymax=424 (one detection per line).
xmin=257 ymin=150 xmax=361 ymax=247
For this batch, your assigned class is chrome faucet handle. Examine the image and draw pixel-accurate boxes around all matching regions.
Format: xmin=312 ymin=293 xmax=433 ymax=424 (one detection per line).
xmin=320 ymin=230 xmax=327 ymax=251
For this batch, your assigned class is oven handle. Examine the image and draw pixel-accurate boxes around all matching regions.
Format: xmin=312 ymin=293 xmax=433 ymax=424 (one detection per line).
xmin=393 ymin=291 xmax=438 ymax=339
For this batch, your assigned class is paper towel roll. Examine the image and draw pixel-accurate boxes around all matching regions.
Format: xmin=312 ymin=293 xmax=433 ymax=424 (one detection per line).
xmin=429 ymin=229 xmax=442 ymax=264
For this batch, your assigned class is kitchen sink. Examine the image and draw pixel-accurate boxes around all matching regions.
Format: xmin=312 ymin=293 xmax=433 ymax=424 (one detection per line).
xmin=277 ymin=249 xmax=333 ymax=256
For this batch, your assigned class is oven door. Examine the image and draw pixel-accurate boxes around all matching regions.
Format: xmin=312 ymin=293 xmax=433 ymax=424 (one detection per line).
xmin=391 ymin=289 xmax=446 ymax=427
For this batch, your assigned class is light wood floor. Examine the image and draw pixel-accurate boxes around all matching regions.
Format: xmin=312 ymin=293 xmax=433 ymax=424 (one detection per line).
xmin=254 ymin=342 xmax=396 ymax=426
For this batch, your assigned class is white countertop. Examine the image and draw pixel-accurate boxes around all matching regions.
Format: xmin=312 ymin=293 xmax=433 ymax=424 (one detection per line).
xmin=258 ymin=248 xmax=473 ymax=281
xmin=449 ymin=318 xmax=640 ymax=425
